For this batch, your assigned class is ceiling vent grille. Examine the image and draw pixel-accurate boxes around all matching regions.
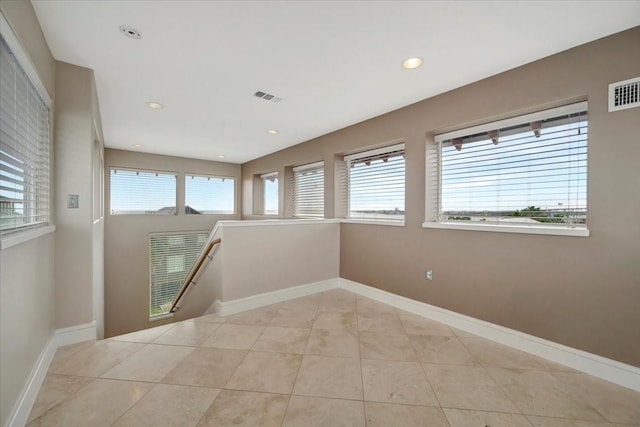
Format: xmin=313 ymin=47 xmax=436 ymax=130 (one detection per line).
xmin=254 ymin=90 xmax=282 ymax=103
xmin=608 ymin=77 xmax=640 ymax=112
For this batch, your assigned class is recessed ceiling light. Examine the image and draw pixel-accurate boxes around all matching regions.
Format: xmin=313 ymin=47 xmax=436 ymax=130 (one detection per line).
xmin=146 ymin=102 xmax=164 ymax=109
xmin=217 ymin=155 xmax=225 ymax=159
xmin=132 ymin=144 xmax=144 ymax=148
xmin=119 ymin=25 xmax=142 ymax=40
xmin=402 ymin=57 xmax=423 ymax=69
xmin=267 ymin=129 xmax=279 ymax=135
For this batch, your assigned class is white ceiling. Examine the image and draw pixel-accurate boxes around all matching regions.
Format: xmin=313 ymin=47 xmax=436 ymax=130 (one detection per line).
xmin=31 ymin=1 xmax=639 ymax=164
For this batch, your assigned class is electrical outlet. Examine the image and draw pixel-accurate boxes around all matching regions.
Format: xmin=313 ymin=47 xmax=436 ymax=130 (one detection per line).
xmin=425 ymin=269 xmax=433 ymax=281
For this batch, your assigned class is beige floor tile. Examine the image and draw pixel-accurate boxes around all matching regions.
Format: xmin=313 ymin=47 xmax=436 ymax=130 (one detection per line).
xmin=160 ymin=347 xmax=247 ymax=388
xmin=294 ymin=355 xmax=363 ymax=400
xmin=201 ymin=323 xmax=265 ymax=349
xmin=280 ymin=294 xmax=322 ymax=311
xmin=321 ymin=289 xmax=357 ymax=301
xmin=361 ymin=359 xmax=439 ymax=406
xmin=252 ymin=326 xmax=311 ymax=354
xmin=356 ymin=297 xmax=396 ymax=314
xmin=318 ymin=290 xmax=357 ymax=313
xmin=396 ymin=311 xmax=455 ymax=336
xmin=443 ymin=408 xmax=533 ymax=427
xmin=48 ymin=340 xmax=145 ymax=377
xmin=305 ymin=328 xmax=360 ymax=358
xmin=552 ymin=372 xmax=640 ymax=424
xmin=113 ymin=384 xmax=220 ymax=426
xmin=364 ymin=402 xmax=449 ymax=427
xmin=313 ymin=311 xmax=357 ymax=330
xmin=226 ymin=351 xmax=302 ymax=394
xmin=423 ymin=364 xmax=519 ymax=413
xmin=527 ymin=416 xmax=615 ymax=426
xmin=357 ymin=312 xmax=404 ymax=334
xmin=282 ymin=396 xmax=365 ymax=427
xmin=459 ymin=336 xmax=547 ymax=370
xmin=487 ymin=368 xmax=605 ymax=421
xmin=27 ymin=378 xmax=152 ymax=426
xmin=409 ymin=335 xmax=476 ymax=365
xmin=450 ymin=327 xmax=479 ymax=338
xmin=197 ymin=390 xmax=289 ymax=427
xmin=269 ymin=308 xmax=317 ymax=328
xmin=51 ymin=340 xmax=96 ymax=365
xmin=109 ymin=324 xmax=175 ymax=343
xmin=27 ymin=374 xmax=94 ymax=422
xmin=226 ymin=305 xmax=280 ymax=325
xmin=191 ymin=313 xmax=227 ymax=323
xmin=101 ymin=344 xmax=194 ymax=382
xmin=359 ymin=331 xmax=417 ymax=361
xmin=152 ymin=320 xmax=221 ymax=346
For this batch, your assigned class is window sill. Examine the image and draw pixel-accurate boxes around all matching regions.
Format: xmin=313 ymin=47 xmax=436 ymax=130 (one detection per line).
xmin=0 ymin=225 xmax=56 ymax=251
xmin=149 ymin=312 xmax=174 ymax=322
xmin=422 ymin=221 xmax=589 ymax=237
xmin=342 ymin=219 xmax=405 ymax=227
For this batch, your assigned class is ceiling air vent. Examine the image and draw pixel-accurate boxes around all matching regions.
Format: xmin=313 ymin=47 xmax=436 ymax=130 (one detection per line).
xmin=253 ymin=90 xmax=282 ymax=103
xmin=608 ymin=77 xmax=640 ymax=112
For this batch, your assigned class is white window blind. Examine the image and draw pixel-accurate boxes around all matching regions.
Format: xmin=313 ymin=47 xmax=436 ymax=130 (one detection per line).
xmin=0 ymin=34 xmax=51 ymax=235
xmin=433 ymin=102 xmax=588 ymax=228
xmin=345 ymin=143 xmax=405 ymax=221
xmin=261 ymin=172 xmax=278 ymax=215
xmin=293 ymin=161 xmax=324 ymax=218
xmin=185 ymin=174 xmax=235 ymax=214
xmin=110 ymin=168 xmax=177 ymax=215
xmin=149 ymin=232 xmax=208 ymax=317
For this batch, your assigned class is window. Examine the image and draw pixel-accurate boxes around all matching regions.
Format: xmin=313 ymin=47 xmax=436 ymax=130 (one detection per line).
xmin=110 ymin=168 xmax=177 ymax=215
xmin=261 ymin=172 xmax=278 ymax=215
xmin=429 ymin=102 xmax=588 ymax=234
xmin=0 ymin=34 xmax=51 ymax=235
xmin=149 ymin=231 xmax=208 ymax=317
xmin=185 ymin=174 xmax=235 ymax=214
xmin=293 ymin=161 xmax=324 ymax=218
xmin=344 ymin=143 xmax=405 ymax=222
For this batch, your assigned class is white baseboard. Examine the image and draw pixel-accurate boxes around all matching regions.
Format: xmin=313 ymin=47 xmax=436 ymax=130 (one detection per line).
xmin=55 ymin=321 xmax=97 ymax=347
xmin=5 ymin=335 xmax=57 ymax=427
xmin=215 ymin=278 xmax=340 ymax=317
xmin=339 ymin=278 xmax=640 ymax=392
xmin=6 ymin=321 xmax=98 ymax=427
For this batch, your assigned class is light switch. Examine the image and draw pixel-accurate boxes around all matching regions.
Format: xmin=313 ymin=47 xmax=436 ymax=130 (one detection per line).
xmin=67 ymin=194 xmax=79 ymax=208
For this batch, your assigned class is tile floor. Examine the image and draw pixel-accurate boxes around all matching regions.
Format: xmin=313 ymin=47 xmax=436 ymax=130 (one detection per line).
xmin=27 ymin=289 xmax=640 ymax=426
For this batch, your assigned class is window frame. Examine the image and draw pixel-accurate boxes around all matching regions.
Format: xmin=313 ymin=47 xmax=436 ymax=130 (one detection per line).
xmin=109 ymin=167 xmax=178 ymax=216
xmin=184 ymin=173 xmax=236 ymax=215
xmin=424 ymin=101 xmax=589 ymax=237
xmin=292 ymin=161 xmax=324 ymax=218
xmin=343 ymin=142 xmax=406 ymax=225
xmin=261 ymin=171 xmax=279 ymax=216
xmin=0 ymin=20 xmax=53 ymax=246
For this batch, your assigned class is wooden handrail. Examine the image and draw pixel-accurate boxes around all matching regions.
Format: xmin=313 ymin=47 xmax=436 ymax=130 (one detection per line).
xmin=169 ymin=237 xmax=221 ymax=313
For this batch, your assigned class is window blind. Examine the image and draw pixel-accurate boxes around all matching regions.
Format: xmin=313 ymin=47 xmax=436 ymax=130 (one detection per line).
xmin=261 ymin=172 xmax=278 ymax=215
xmin=293 ymin=161 xmax=324 ymax=218
xmin=434 ymin=102 xmax=588 ymax=228
xmin=149 ymin=232 xmax=208 ymax=317
xmin=0 ymin=35 xmax=50 ymax=234
xmin=345 ymin=143 xmax=405 ymax=221
xmin=185 ymin=174 xmax=235 ymax=214
xmin=110 ymin=168 xmax=177 ymax=215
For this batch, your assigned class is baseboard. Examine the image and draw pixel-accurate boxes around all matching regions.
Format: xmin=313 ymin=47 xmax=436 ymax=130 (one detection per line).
xmin=5 ymin=334 xmax=57 ymax=427
xmin=55 ymin=321 xmax=97 ymax=347
xmin=215 ymin=278 xmax=340 ymax=316
xmin=338 ymin=278 xmax=640 ymax=392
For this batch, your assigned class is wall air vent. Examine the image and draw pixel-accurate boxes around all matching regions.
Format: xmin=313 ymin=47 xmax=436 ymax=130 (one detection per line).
xmin=608 ymin=76 xmax=640 ymax=112
xmin=253 ymin=90 xmax=282 ymax=103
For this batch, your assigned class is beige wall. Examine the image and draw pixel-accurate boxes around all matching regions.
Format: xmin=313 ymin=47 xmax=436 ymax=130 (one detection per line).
xmin=242 ymin=27 xmax=640 ymax=366
xmin=104 ymin=149 xmax=241 ymax=337
xmin=220 ymin=221 xmax=340 ymax=301
xmin=0 ymin=2 xmax=56 ymax=425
